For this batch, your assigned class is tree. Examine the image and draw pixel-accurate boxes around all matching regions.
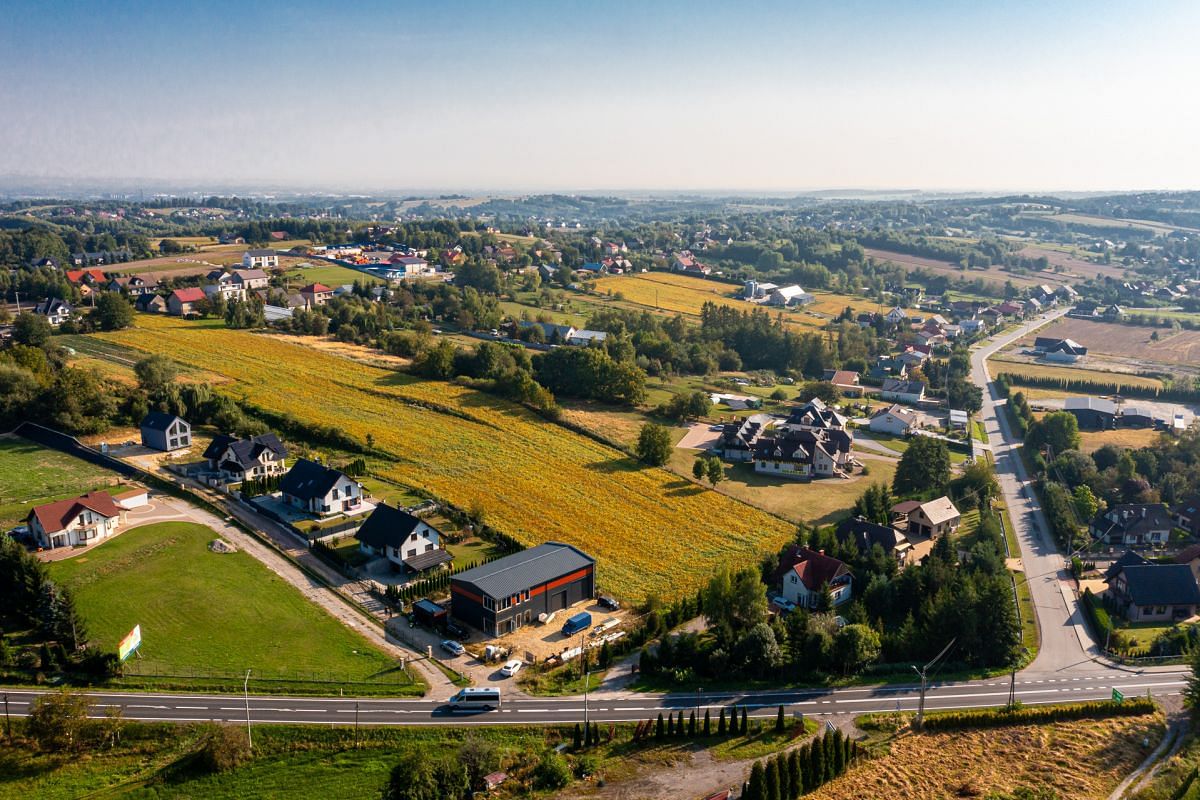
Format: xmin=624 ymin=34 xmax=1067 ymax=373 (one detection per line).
xmin=27 ymin=691 xmax=92 ymax=752
xmin=656 ymin=712 xmax=665 ymax=739
xmin=947 ymin=378 xmax=983 ymax=415
xmin=718 ymin=707 xmax=726 ymax=735
xmin=776 ymin=705 xmax=785 ymax=732
xmin=382 ymin=753 xmax=440 ymax=800
xmin=13 ymin=312 xmax=52 ymax=346
xmin=1026 ymin=411 xmax=1081 ymax=456
xmin=1073 ymin=484 xmax=1099 ymax=523
xmin=776 ymin=753 xmax=790 ymax=800
xmin=197 ymin=724 xmax=251 ymax=773
xmin=745 ymin=760 xmax=767 ymax=800
xmin=636 ymin=422 xmax=673 ymax=466
xmin=765 ymin=756 xmax=782 ymax=800
xmin=894 ymin=436 xmax=952 ymax=497
xmin=532 ymin=751 xmax=572 ymax=790
xmin=134 ymin=353 xmax=179 ymax=393
xmin=706 ymin=456 xmax=725 ymax=486
xmin=693 ymin=458 xmax=706 ymax=480
xmin=832 ymin=624 xmax=882 ymax=674
xmin=741 ymin=706 xmax=749 ymax=734
xmin=94 ymin=292 xmax=133 ymax=331
xmin=704 ymin=708 xmax=711 ymax=736
xmin=1185 ymin=645 xmax=1200 ymax=718
xmin=788 ymin=749 xmax=802 ymax=799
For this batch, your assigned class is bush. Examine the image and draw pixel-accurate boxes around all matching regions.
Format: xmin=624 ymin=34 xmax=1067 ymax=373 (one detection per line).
xmin=921 ymin=698 xmax=1155 ymax=731
xmin=574 ymin=753 xmax=601 ymax=779
xmin=533 ymin=750 xmax=572 ymax=790
xmin=196 ymin=725 xmax=251 ymax=773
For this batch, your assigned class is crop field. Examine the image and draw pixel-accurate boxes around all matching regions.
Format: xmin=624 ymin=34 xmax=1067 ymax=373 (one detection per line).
xmin=1021 ymin=210 xmax=1200 ymax=235
xmin=863 ymin=247 xmax=1051 ymax=289
xmin=813 ymin=712 xmax=1161 ymax=800
xmin=90 ymin=316 xmax=793 ymax=600
xmin=1021 ymin=318 xmax=1200 ymax=367
xmin=49 ymin=522 xmax=415 ymax=692
xmin=988 ymin=357 xmax=1165 ymax=390
xmin=1015 ymin=243 xmax=1126 ymax=281
xmin=589 ymin=271 xmax=911 ymax=331
xmin=0 ymin=436 xmax=122 ymax=528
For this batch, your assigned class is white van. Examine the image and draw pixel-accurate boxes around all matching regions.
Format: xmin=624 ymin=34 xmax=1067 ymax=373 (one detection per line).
xmin=447 ymin=687 xmax=502 ymax=711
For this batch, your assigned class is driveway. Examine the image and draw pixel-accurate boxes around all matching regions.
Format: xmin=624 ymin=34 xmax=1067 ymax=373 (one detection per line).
xmin=676 ymin=422 xmax=722 ymax=451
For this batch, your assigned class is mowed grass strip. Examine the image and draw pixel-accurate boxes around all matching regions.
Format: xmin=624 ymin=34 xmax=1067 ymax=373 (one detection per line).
xmin=92 ymin=316 xmax=794 ymax=601
xmin=49 ymin=521 xmax=408 ymax=688
xmin=0 ymin=436 xmax=121 ymax=528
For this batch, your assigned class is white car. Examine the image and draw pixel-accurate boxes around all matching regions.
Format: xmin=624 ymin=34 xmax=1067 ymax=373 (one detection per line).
xmin=441 ymin=639 xmax=465 ymax=657
xmin=500 ymin=659 xmax=523 ymax=677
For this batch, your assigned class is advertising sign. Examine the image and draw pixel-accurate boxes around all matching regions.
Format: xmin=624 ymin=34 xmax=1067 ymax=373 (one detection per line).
xmin=118 ymin=624 xmax=142 ymax=662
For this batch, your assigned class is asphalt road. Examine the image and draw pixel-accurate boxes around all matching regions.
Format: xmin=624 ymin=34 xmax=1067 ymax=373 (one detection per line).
xmin=1 ymin=307 xmax=1187 ymax=728
xmin=0 ymin=669 xmax=1184 ymax=726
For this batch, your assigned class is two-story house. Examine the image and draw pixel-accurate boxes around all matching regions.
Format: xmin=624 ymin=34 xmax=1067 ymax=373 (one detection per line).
xmin=892 ymin=496 xmax=961 ymax=540
xmin=232 ymin=268 xmax=270 ymax=291
xmin=1106 ymin=550 xmax=1200 ymax=622
xmin=242 ymin=249 xmax=279 ymax=270
xmin=28 ymin=491 xmax=123 ymax=550
xmin=139 ymin=412 xmax=192 ymax=452
xmin=774 ymin=546 xmax=853 ymax=609
xmin=279 ymin=458 xmax=363 ymax=517
xmin=355 ymin=503 xmax=451 ymax=572
xmin=203 ymin=433 xmax=288 ymax=482
xmin=1090 ymin=503 xmax=1172 ymax=546
xmin=33 ymin=298 xmax=74 ymax=327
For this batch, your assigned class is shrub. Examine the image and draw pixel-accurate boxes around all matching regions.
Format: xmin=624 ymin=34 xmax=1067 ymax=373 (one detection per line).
xmin=533 ymin=750 xmax=572 ymax=790
xmin=920 ymin=698 xmax=1155 ymax=731
xmin=196 ymin=725 xmax=251 ymax=773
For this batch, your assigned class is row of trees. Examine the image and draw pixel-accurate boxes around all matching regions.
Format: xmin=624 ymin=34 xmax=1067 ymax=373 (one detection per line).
xmin=741 ymin=728 xmax=861 ymax=800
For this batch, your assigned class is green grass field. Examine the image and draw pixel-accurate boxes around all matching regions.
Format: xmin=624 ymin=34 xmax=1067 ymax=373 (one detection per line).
xmin=281 ymin=262 xmax=382 ymax=288
xmin=49 ymin=521 xmax=421 ymax=695
xmin=0 ymin=436 xmax=122 ymax=528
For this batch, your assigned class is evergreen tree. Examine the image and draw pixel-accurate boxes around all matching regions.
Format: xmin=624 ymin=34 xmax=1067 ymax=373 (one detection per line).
xmin=776 ymin=753 xmax=790 ymax=800
xmin=656 ymin=712 xmax=664 ymax=739
xmin=808 ymin=736 xmax=824 ymax=788
xmin=573 ymin=722 xmax=582 ymax=749
xmin=718 ymin=707 xmax=726 ymax=735
xmin=741 ymin=706 xmax=749 ymax=735
xmin=703 ymin=708 xmax=711 ymax=736
xmin=678 ymin=711 xmax=686 ymax=738
xmin=787 ymin=749 xmax=802 ymax=799
xmin=765 ymin=756 xmax=781 ymax=800
xmin=746 ymin=761 xmax=766 ymax=800
xmin=593 ymin=722 xmax=600 ymax=745
xmin=668 ymin=713 xmax=675 ymax=736
xmin=843 ymin=734 xmax=853 ymax=768
xmin=831 ymin=728 xmax=845 ymax=774
xmin=688 ymin=710 xmax=696 ymax=737
xmin=776 ymin=705 xmax=786 ymax=733
xmin=822 ymin=730 xmax=837 ymax=778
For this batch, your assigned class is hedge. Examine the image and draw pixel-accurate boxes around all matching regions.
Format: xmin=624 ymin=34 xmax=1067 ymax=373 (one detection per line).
xmin=921 ymin=698 xmax=1155 ymax=731
xmin=996 ymin=372 xmax=1200 ymax=405
xmin=1080 ymin=588 xmax=1115 ymax=649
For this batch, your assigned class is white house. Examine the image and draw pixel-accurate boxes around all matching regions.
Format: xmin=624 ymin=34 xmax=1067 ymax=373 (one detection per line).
xmin=242 ymin=249 xmax=279 ymax=270
xmin=893 ymin=496 xmax=961 ymax=539
xmin=203 ymin=433 xmax=287 ymax=482
xmin=279 ymin=458 xmax=364 ymax=517
xmin=28 ymin=491 xmax=123 ymax=550
xmin=767 ymin=285 xmax=815 ymax=307
xmin=880 ymin=379 xmax=926 ymax=405
xmin=33 ymin=298 xmax=74 ymax=327
xmin=232 ymin=268 xmax=270 ymax=291
xmin=869 ymin=404 xmax=920 ymax=436
xmin=354 ymin=503 xmax=452 ymax=572
xmin=778 ymin=546 xmax=853 ymax=609
xmin=885 ymin=306 xmax=909 ymax=324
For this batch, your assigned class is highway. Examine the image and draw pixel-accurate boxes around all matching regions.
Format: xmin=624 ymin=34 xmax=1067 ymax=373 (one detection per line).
xmin=2 ymin=308 xmax=1189 ymax=727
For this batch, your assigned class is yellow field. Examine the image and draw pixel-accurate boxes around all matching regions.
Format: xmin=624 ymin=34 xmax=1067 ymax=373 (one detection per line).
xmin=591 ymin=272 xmax=913 ymax=331
xmin=91 ymin=316 xmax=793 ymax=600
xmin=989 ymin=358 xmax=1164 ymax=390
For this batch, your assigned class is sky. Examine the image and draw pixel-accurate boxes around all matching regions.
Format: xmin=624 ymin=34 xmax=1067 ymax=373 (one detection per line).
xmin=2 ymin=0 xmax=1199 ymax=194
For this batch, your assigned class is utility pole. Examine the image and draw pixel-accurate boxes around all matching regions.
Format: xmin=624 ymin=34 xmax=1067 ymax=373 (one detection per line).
xmin=354 ymin=701 xmax=360 ymax=749
xmin=3 ymin=692 xmax=9 ymax=740
xmin=913 ymin=638 xmax=956 ymax=732
xmin=243 ymin=669 xmax=253 ymax=750
xmin=583 ymin=665 xmax=590 ymax=731
xmin=1008 ymin=667 xmax=1017 ymax=709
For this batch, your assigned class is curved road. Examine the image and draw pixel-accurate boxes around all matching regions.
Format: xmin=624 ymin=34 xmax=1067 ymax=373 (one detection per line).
xmin=3 ymin=309 xmax=1189 ymax=725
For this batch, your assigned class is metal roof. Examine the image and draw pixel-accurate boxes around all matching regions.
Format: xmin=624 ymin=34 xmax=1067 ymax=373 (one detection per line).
xmin=452 ymin=542 xmax=594 ymax=599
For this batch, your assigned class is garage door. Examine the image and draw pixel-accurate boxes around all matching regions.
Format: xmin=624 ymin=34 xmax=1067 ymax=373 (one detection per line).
xmin=552 ymin=590 xmax=567 ymax=610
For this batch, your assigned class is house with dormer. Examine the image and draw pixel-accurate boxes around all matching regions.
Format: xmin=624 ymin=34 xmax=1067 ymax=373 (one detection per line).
xmin=203 ymin=433 xmax=288 ymax=482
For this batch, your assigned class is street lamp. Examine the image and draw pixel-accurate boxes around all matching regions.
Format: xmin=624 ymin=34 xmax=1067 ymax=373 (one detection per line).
xmin=243 ymin=669 xmax=253 ymax=750
xmin=913 ymin=638 xmax=955 ymax=732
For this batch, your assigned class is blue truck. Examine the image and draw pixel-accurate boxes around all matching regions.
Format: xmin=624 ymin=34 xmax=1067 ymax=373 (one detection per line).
xmin=561 ymin=611 xmax=593 ymax=636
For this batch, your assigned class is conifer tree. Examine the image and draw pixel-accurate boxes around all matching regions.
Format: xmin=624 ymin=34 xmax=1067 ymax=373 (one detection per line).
xmin=689 ymin=710 xmax=696 ymax=737
xmin=808 ymin=736 xmax=824 ymax=788
xmin=573 ymin=722 xmax=582 ymax=749
xmin=765 ymin=756 xmax=781 ymax=800
xmin=745 ymin=761 xmax=766 ymax=800
xmin=718 ymin=707 xmax=727 ymax=735
xmin=775 ymin=753 xmax=790 ymax=800
xmin=703 ymin=708 xmax=711 ymax=736
xmin=668 ymin=713 xmax=675 ymax=736
xmin=776 ymin=705 xmax=785 ymax=732
xmin=656 ymin=712 xmax=664 ymax=739
xmin=787 ymin=749 xmax=802 ymax=799
xmin=741 ymin=706 xmax=749 ymax=735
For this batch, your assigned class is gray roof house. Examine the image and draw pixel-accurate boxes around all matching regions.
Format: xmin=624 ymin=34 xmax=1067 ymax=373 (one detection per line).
xmin=139 ymin=412 xmax=191 ymax=452
xmin=279 ymin=458 xmax=363 ymax=517
xmin=355 ymin=503 xmax=450 ymax=572
xmin=203 ymin=433 xmax=288 ymax=481
xmin=1091 ymin=503 xmax=1173 ymax=545
xmin=1107 ymin=553 xmax=1200 ymax=622
xmin=1063 ymin=397 xmax=1117 ymax=430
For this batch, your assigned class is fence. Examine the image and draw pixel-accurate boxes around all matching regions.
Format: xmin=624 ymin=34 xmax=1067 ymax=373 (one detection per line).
xmin=120 ymin=658 xmax=418 ymax=689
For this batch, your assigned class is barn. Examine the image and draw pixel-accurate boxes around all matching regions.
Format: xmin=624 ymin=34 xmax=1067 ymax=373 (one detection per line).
xmin=450 ymin=542 xmax=595 ymax=637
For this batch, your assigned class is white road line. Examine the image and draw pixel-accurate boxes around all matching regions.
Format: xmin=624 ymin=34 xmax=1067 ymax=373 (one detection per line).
xmin=174 ymin=705 xmax=209 ymax=710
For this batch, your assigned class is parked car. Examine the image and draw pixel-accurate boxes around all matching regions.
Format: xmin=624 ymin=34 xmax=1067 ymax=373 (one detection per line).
xmin=500 ymin=659 xmax=523 ymax=677
xmin=598 ymin=595 xmax=620 ymax=611
xmin=441 ymin=639 xmax=465 ymax=656
xmin=445 ymin=621 xmax=468 ymax=640
xmin=561 ymin=611 xmax=593 ymax=636
xmin=709 ymin=424 xmax=724 ymax=432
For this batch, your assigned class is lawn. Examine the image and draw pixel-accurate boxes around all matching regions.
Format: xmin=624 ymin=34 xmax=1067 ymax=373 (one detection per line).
xmin=92 ymin=316 xmax=794 ymax=602
xmin=280 ymin=261 xmax=382 ymax=288
xmin=49 ymin=521 xmax=420 ymax=695
xmin=0 ymin=436 xmax=123 ymax=528
xmin=1077 ymin=427 xmax=1166 ymax=454
xmin=825 ymin=710 xmax=1163 ymax=800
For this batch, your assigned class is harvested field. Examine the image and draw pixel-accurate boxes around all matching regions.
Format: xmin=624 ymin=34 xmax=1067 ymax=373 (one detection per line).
xmin=1077 ymin=428 xmax=1167 ymax=453
xmin=864 ymin=247 xmax=1045 ymax=288
xmin=1020 ymin=318 xmax=1200 ymax=367
xmin=89 ymin=316 xmax=793 ymax=601
xmin=988 ymin=357 xmax=1165 ymax=389
xmin=812 ymin=712 xmax=1162 ymax=800
xmin=1016 ymin=243 xmax=1125 ymax=281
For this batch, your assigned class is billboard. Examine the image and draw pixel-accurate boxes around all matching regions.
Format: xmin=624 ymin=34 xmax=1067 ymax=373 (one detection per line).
xmin=118 ymin=624 xmax=142 ymax=662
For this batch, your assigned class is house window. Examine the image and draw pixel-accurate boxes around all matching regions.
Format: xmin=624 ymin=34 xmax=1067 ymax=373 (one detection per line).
xmin=1156 ymin=606 xmax=1167 ymax=615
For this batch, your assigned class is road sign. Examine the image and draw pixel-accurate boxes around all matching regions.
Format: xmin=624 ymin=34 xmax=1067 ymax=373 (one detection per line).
xmin=117 ymin=624 xmax=141 ymax=662
xmin=1112 ymin=688 xmax=1124 ymax=704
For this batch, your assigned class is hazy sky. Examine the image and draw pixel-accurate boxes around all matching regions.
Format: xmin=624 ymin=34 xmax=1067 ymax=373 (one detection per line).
xmin=3 ymin=0 xmax=1199 ymax=193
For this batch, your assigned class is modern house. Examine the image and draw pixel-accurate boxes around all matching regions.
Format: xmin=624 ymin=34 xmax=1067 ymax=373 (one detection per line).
xmin=892 ymin=496 xmax=961 ymax=539
xmin=718 ymin=418 xmax=765 ymax=462
xmin=109 ymin=275 xmax=156 ymax=296
xmin=279 ymin=458 xmax=363 ymax=517
xmin=139 ymin=412 xmax=192 ymax=452
xmin=204 ymin=273 xmax=246 ymax=303
xmin=232 ymin=268 xmax=270 ymax=291
xmin=880 ymin=379 xmax=926 ymax=405
xmin=1090 ymin=503 xmax=1172 ymax=545
xmin=1106 ymin=552 xmax=1200 ymax=622
xmin=203 ymin=433 xmax=288 ymax=482
xmin=775 ymin=546 xmax=853 ymax=609
xmin=869 ymin=404 xmax=920 ymax=436
xmin=168 ymin=287 xmax=207 ymax=316
xmin=1063 ymin=397 xmax=1117 ymax=430
xmin=27 ymin=491 xmax=123 ymax=550
xmin=752 ymin=428 xmax=852 ymax=480
xmin=299 ymin=283 xmax=334 ymax=307
xmin=355 ymin=503 xmax=450 ymax=572
xmin=242 ymin=249 xmax=279 ymax=270
xmin=33 ymin=298 xmax=74 ymax=326
xmin=450 ymin=542 xmax=596 ymax=637
xmin=1035 ymin=337 xmax=1088 ymax=363
xmin=837 ymin=517 xmax=912 ymax=564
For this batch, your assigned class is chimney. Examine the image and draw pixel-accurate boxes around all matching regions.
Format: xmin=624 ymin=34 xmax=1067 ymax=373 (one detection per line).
xmin=818 ymin=549 xmax=825 ymax=556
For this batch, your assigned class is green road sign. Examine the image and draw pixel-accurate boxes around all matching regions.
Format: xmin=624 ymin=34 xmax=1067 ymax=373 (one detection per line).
xmin=1112 ymin=688 xmax=1124 ymax=704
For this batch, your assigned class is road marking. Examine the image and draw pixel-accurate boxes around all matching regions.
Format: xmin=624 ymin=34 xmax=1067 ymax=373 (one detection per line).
xmin=174 ymin=705 xmax=208 ymax=710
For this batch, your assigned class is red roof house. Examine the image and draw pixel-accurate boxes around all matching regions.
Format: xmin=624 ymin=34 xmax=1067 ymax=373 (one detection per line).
xmin=28 ymin=491 xmax=123 ymax=549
